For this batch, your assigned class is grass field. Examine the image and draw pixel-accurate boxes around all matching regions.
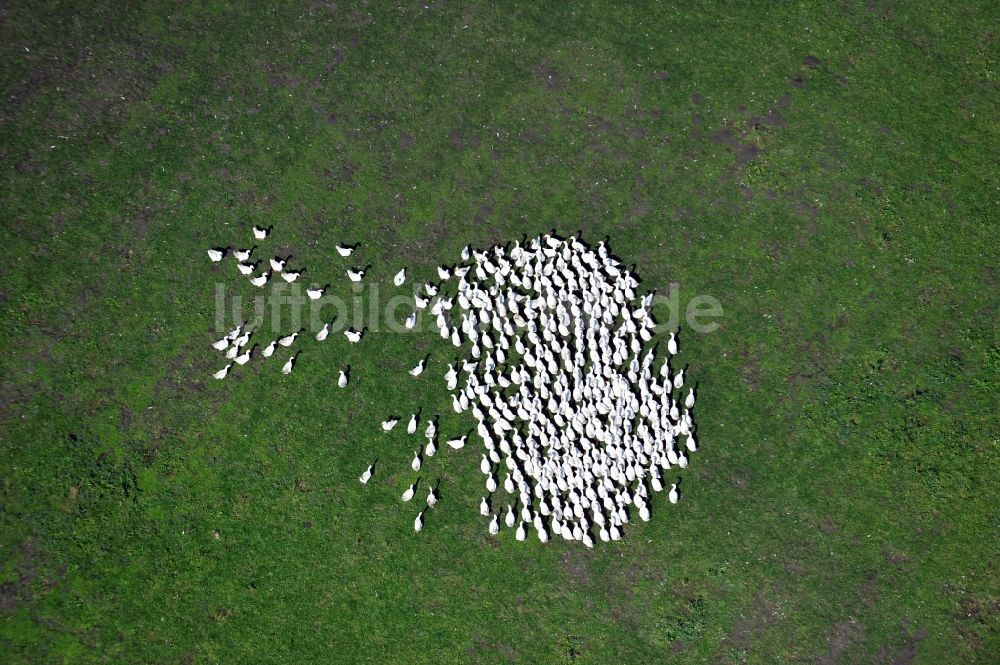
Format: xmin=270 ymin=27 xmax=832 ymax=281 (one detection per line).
xmin=1 ymin=1 xmax=998 ymax=662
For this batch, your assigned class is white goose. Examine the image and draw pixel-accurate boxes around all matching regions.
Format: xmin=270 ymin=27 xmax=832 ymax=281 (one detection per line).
xmin=278 ymin=331 xmax=299 ymax=347
xmin=344 ymin=328 xmax=364 ymax=343
xmin=253 ymin=225 xmax=270 ymax=239
xmin=402 ymin=482 xmax=417 ymax=502
xmin=213 ymin=363 xmax=232 ymax=379
xmin=409 ymin=358 xmax=425 ymax=376
xmin=207 ymin=247 xmax=227 ymax=262
xmin=359 ymin=464 xmax=374 ymax=484
xmin=281 ymin=354 xmax=296 ymax=375
xmin=381 ymin=418 xmax=399 ymax=431
xmin=249 ymin=271 xmax=270 ymax=287
xmin=414 ymin=510 xmax=424 ymax=532
xmin=393 ymin=268 xmax=406 ymax=286
xmin=335 ymin=244 xmax=354 ymax=257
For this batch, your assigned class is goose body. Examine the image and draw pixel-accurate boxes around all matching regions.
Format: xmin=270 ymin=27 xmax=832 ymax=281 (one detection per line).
xmin=249 ymin=271 xmax=270 ymax=287
xmin=382 ymin=418 xmax=399 ymax=431
xmin=336 ymin=244 xmax=354 ymax=257
xmin=281 ymin=355 xmax=296 ymax=375
xmin=347 ymin=268 xmax=366 ymax=282
xmin=359 ymin=464 xmax=374 ymax=484
xmin=281 ymin=270 xmax=301 ymax=283
xmin=393 ymin=268 xmax=406 ymax=286
xmin=213 ymin=364 xmax=232 ymax=379
xmin=402 ymin=483 xmax=416 ymax=502
xmin=344 ymin=328 xmax=364 ymax=343
xmin=409 ymin=358 xmax=425 ymax=376
xmin=207 ymin=248 xmax=226 ymax=262
xmin=253 ymin=225 xmax=270 ymax=239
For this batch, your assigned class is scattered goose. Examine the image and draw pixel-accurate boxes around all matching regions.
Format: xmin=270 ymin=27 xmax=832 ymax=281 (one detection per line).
xmin=234 ymin=346 xmax=252 ymax=365
xmin=411 ymin=450 xmax=421 ymax=471
xmin=338 ymin=368 xmax=349 ymax=388
xmin=382 ymin=418 xmax=399 ymax=431
xmin=253 ymin=225 xmax=270 ymax=240
xmin=409 ymin=358 xmax=425 ymax=376
xmin=207 ymin=247 xmax=227 ymax=262
xmin=668 ymin=483 xmax=679 ymax=504
xmin=316 ymin=323 xmax=330 ymax=342
xmin=393 ymin=268 xmax=406 ymax=286
xmin=447 ymin=435 xmax=467 ymax=449
xmin=281 ymin=270 xmax=302 ymax=283
xmin=426 ymin=486 xmax=437 ymax=507
xmin=344 ymin=328 xmax=364 ymax=343
xmin=233 ymin=247 xmax=254 ymax=262
xmin=211 ymin=335 xmax=231 ymax=351
xmin=359 ymin=463 xmax=374 ymax=484
xmin=281 ymin=354 xmax=296 ymax=375
xmin=249 ymin=271 xmax=270 ymax=287
xmin=262 ymin=340 xmax=277 ymax=358
xmin=278 ymin=330 xmax=300 ymax=347
xmin=213 ymin=363 xmax=232 ymax=379
xmin=237 ymin=262 xmax=256 ymax=276
xmin=306 ymin=285 xmax=327 ymax=300
xmin=414 ymin=510 xmax=424 ymax=532
xmin=269 ymin=256 xmax=287 ymax=272
xmin=347 ymin=268 xmax=366 ymax=282
xmin=402 ymin=481 xmax=417 ymax=502
xmin=488 ymin=514 xmax=499 ymax=536
xmin=405 ymin=312 xmax=417 ymax=329
xmin=336 ymin=244 xmax=355 ymax=257
xmin=407 ymin=413 xmax=418 ymax=434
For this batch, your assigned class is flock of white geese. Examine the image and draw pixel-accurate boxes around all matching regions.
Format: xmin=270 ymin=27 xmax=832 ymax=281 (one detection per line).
xmin=207 ymin=230 xmax=697 ymax=547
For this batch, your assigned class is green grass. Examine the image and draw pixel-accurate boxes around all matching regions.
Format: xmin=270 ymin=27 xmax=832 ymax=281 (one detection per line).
xmin=1 ymin=1 xmax=998 ymax=662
